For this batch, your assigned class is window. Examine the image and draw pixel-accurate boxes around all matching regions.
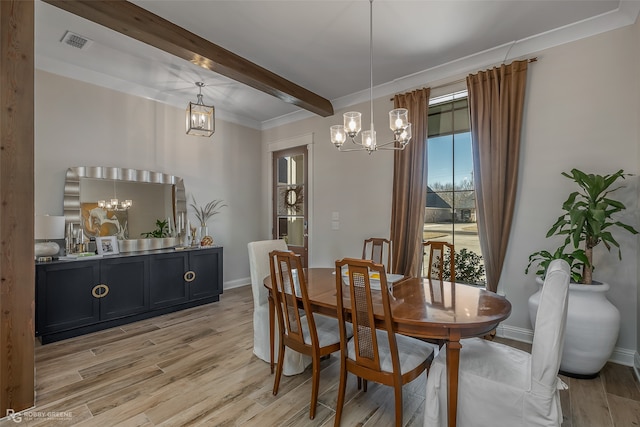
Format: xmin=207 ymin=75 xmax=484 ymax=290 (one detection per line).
xmin=424 ymin=91 xmax=485 ymax=286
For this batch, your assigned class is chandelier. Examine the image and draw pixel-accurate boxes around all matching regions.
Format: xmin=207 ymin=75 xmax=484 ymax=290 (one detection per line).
xmin=330 ymin=0 xmax=411 ymax=153
xmin=98 ymin=180 xmax=132 ymax=211
xmin=98 ymin=199 xmax=132 ymax=211
xmin=186 ymin=82 xmax=215 ymax=137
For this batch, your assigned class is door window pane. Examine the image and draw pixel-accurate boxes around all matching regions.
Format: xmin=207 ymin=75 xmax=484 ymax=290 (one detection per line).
xmin=277 ymin=154 xmax=304 ymax=185
xmin=277 ymin=185 xmax=305 ymax=215
xmin=277 ymin=217 xmax=304 ymax=246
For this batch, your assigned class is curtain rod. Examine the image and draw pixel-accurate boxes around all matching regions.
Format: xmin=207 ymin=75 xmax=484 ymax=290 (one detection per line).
xmin=390 ymin=57 xmax=537 ymax=100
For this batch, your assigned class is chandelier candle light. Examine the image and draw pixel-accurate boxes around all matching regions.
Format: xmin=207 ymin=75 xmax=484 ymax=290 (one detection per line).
xmin=97 ymin=199 xmax=132 ymax=210
xmin=98 ymin=180 xmax=132 ymax=211
xmin=186 ymin=82 xmax=215 ymax=137
xmin=330 ymin=0 xmax=411 ymax=153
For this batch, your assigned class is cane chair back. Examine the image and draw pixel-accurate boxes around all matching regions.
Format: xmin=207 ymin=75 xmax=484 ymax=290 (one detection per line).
xmin=334 ymin=258 xmax=435 ymax=426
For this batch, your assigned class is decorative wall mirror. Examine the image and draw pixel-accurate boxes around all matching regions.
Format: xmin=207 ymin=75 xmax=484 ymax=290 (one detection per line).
xmin=64 ymin=167 xmax=187 ymax=252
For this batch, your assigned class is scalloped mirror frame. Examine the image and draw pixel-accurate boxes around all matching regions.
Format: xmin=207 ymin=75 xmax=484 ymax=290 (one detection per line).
xmin=64 ymin=166 xmax=187 ymax=252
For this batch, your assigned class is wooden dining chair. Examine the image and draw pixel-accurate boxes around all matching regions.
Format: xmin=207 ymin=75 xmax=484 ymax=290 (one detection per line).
xmin=362 ymin=237 xmax=392 ymax=272
xmin=423 ymin=240 xmax=455 ymax=281
xmin=269 ymin=250 xmax=350 ymax=420
xmin=334 ymin=258 xmax=436 ymax=427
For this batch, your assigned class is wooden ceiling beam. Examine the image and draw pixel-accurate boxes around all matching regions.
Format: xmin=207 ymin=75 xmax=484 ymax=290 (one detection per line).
xmin=42 ymin=0 xmax=334 ymax=117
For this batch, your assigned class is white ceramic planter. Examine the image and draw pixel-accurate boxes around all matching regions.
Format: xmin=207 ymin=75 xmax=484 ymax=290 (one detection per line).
xmin=528 ymin=278 xmax=620 ymax=378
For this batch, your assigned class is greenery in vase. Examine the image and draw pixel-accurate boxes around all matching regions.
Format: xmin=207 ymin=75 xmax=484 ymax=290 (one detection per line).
xmin=526 ymin=169 xmax=638 ymax=284
xmin=190 ymin=196 xmax=227 ymax=227
xmin=141 ymin=219 xmax=170 ymax=238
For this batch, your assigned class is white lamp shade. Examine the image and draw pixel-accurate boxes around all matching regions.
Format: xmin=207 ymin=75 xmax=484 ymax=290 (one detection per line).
xmin=389 ymin=108 xmax=408 ymax=131
xmin=362 ymin=129 xmax=376 ymax=149
xmin=35 ymin=215 xmax=65 ymax=240
xmin=330 ymin=125 xmax=346 ymax=147
xmin=35 ymin=215 xmax=64 ymax=259
xmin=343 ymin=112 xmax=362 ymax=137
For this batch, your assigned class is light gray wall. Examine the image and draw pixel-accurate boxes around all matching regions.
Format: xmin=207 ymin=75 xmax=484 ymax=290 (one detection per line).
xmin=35 ymin=70 xmax=262 ymax=287
xmin=34 ymin=19 xmax=640 ymax=361
xmin=262 ymin=22 xmax=640 ymax=362
xmin=505 ymin=20 xmax=639 ymax=360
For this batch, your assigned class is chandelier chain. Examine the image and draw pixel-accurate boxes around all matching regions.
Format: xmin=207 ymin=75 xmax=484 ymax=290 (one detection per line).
xmin=329 ymin=0 xmax=411 ymax=153
xmin=369 ymin=0 xmax=374 ymax=133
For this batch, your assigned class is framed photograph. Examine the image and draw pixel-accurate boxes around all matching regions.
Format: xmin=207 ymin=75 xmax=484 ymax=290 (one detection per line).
xmin=96 ymin=236 xmax=119 ymax=255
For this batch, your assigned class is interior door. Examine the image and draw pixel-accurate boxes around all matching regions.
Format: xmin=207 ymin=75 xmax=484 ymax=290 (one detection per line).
xmin=273 ymin=146 xmax=308 ymax=267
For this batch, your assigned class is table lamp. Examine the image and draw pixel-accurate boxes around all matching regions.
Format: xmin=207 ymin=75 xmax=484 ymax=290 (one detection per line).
xmin=35 ymin=215 xmax=65 ymax=261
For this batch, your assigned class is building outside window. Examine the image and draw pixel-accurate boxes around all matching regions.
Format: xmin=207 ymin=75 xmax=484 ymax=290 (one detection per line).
xmin=424 ymin=90 xmax=485 ymax=286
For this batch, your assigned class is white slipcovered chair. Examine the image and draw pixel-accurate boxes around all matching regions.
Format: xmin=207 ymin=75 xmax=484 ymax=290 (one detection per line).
xmin=248 ymin=240 xmax=310 ymax=376
xmin=424 ymin=259 xmax=571 ymax=427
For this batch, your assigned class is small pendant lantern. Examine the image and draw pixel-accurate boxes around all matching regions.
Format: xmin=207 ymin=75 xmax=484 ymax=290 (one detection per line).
xmin=186 ymin=82 xmax=215 ymax=137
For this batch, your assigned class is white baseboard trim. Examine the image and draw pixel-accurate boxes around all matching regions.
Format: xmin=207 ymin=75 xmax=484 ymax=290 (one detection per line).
xmin=634 ymin=352 xmax=640 ymax=383
xmin=497 ymin=324 xmax=533 ymax=344
xmin=610 ymin=347 xmax=636 ymax=367
xmin=499 ymin=324 xmax=635 ymax=367
xmin=224 ymin=277 xmax=250 ymax=290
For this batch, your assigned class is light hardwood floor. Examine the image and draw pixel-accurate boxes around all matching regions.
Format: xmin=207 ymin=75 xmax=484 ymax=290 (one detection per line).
xmin=2 ymin=286 xmax=639 ymax=426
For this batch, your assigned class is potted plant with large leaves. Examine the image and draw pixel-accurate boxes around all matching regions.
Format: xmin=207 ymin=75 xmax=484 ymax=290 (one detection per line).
xmin=526 ymin=169 xmax=638 ymax=378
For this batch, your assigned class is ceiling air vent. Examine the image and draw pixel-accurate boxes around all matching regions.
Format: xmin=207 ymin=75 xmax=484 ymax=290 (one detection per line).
xmin=60 ymin=31 xmax=93 ymax=50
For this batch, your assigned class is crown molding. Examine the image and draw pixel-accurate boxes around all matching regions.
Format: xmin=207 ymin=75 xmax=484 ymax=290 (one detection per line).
xmin=36 ymin=56 xmax=263 ymax=130
xmin=261 ymin=1 xmax=640 ymax=131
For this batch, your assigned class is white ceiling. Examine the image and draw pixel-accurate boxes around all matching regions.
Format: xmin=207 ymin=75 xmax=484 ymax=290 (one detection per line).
xmin=35 ymin=1 xmax=639 ymax=130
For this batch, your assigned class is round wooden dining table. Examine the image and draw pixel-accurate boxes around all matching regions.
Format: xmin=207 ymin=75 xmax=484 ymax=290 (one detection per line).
xmin=264 ymin=267 xmax=512 ymax=427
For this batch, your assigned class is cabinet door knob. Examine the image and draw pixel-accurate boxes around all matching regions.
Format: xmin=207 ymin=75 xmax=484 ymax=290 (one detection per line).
xmin=91 ymin=284 xmax=109 ymax=298
xmin=184 ymin=271 xmax=196 ymax=282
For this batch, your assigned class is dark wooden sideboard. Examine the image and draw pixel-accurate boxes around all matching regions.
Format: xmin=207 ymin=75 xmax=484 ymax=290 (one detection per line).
xmin=36 ymin=246 xmax=223 ymax=344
